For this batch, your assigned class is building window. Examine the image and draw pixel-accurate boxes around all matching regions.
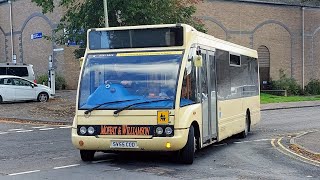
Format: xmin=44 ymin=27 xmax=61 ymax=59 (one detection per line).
xmin=257 ymin=45 xmax=270 ymax=90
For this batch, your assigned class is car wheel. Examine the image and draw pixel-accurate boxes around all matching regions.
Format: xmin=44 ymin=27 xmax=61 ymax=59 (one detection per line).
xmin=80 ymin=150 xmax=95 ymax=161
xmin=178 ymin=125 xmax=195 ymax=164
xmin=37 ymin=92 xmax=49 ymax=102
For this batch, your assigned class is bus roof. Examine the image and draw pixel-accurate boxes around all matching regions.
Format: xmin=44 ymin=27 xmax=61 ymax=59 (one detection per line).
xmin=87 ymin=24 xmax=257 ymax=58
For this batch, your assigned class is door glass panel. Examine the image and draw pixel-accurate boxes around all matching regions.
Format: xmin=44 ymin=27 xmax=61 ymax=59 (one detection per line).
xmin=200 ymin=53 xmax=209 ymax=139
xmin=209 ymin=53 xmax=217 ymax=137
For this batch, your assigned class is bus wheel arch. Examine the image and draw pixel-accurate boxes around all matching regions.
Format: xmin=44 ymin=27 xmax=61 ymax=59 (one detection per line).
xmin=80 ymin=150 xmax=95 ymax=161
xmin=191 ymin=121 xmax=200 ymax=151
xmin=239 ymin=109 xmax=251 ymax=138
xmin=178 ymin=125 xmax=195 ymax=164
xmin=246 ymin=109 xmax=251 ymax=132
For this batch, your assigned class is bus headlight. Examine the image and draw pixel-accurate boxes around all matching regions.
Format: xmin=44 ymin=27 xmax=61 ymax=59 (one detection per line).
xmin=79 ymin=126 xmax=87 ymax=135
xmin=165 ymin=127 xmax=173 ymax=135
xmin=156 ymin=127 xmax=163 ymax=135
xmin=87 ymin=126 xmax=95 ymax=135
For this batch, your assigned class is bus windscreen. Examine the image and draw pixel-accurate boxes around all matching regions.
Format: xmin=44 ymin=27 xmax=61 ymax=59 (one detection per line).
xmin=89 ymin=27 xmax=183 ymax=50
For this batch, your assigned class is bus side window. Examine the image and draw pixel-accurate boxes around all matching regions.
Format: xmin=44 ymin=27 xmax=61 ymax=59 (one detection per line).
xmin=180 ymin=65 xmax=196 ymax=107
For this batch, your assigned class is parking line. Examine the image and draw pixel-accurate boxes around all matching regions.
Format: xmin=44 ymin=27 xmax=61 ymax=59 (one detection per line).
xmin=8 ymin=170 xmax=41 ymax=176
xmin=53 ymin=164 xmax=80 ymax=170
xmin=0 ymin=132 xmax=9 ymax=135
xmin=16 ymin=130 xmax=34 ymax=133
xmin=234 ymin=139 xmax=272 ymax=144
xmin=59 ymin=126 xmax=72 ymax=129
xmin=8 ymin=129 xmax=24 ymax=131
xmin=39 ymin=128 xmax=55 ymax=131
xmin=32 ymin=126 xmax=48 ymax=129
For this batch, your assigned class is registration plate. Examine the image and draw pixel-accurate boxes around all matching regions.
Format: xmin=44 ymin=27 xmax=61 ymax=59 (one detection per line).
xmin=110 ymin=141 xmax=138 ymax=149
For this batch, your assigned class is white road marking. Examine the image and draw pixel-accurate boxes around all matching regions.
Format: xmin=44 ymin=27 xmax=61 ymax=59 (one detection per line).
xmin=7 ymin=129 xmax=24 ymax=131
xmin=59 ymin=126 xmax=72 ymax=129
xmin=16 ymin=130 xmax=34 ymax=133
xmin=8 ymin=170 xmax=41 ymax=176
xmin=53 ymin=164 xmax=80 ymax=169
xmin=39 ymin=128 xmax=55 ymax=131
xmin=32 ymin=126 xmax=48 ymax=129
xmin=52 ymin=156 xmax=68 ymax=160
xmin=91 ymin=159 xmax=113 ymax=164
xmin=234 ymin=139 xmax=272 ymax=144
xmin=0 ymin=132 xmax=9 ymax=135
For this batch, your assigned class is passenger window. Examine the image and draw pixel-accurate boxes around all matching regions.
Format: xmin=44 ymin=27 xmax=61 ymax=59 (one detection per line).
xmin=0 ymin=67 xmax=6 ymax=75
xmin=180 ymin=63 xmax=196 ymax=107
xmin=3 ymin=78 xmax=13 ymax=85
xmin=7 ymin=67 xmax=29 ymax=77
xmin=230 ymin=54 xmax=241 ymax=67
xmin=0 ymin=79 xmax=4 ymax=85
xmin=12 ymin=79 xmax=30 ymax=86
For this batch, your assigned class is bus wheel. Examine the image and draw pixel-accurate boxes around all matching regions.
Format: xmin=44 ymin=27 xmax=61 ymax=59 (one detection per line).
xmin=178 ymin=126 xmax=195 ymax=164
xmin=239 ymin=114 xmax=250 ymax=138
xmin=80 ymin=150 xmax=95 ymax=161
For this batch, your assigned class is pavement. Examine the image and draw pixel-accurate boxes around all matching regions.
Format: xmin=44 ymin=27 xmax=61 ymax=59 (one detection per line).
xmin=0 ymin=91 xmax=319 ymax=162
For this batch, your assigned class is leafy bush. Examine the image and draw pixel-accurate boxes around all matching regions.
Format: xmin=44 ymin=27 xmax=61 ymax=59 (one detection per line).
xmin=36 ymin=74 xmax=66 ymax=90
xmin=305 ymin=79 xmax=320 ymax=95
xmin=55 ymin=74 xmax=66 ymax=90
xmin=36 ymin=74 xmax=48 ymax=86
xmin=270 ymin=70 xmax=302 ymax=96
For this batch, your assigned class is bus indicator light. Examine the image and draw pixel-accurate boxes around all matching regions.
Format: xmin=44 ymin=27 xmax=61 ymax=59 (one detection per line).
xmin=166 ymin=142 xmax=171 ymax=149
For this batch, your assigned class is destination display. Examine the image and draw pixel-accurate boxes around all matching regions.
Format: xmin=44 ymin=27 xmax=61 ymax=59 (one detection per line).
xmin=89 ymin=27 xmax=184 ymax=50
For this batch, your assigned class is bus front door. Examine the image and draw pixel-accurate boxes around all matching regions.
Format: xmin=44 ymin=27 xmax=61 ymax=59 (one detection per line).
xmin=200 ymin=50 xmax=217 ymax=144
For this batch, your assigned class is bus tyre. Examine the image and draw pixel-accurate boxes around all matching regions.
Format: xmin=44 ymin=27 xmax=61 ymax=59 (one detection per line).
xmin=178 ymin=126 xmax=195 ymax=164
xmin=239 ymin=114 xmax=250 ymax=138
xmin=80 ymin=150 xmax=95 ymax=161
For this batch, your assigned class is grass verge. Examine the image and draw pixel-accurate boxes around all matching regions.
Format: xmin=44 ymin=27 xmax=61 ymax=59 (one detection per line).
xmin=260 ymin=93 xmax=320 ymax=104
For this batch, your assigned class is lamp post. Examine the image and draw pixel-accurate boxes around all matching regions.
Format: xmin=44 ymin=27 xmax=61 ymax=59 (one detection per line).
xmin=8 ymin=0 xmax=14 ymax=63
xmin=103 ymin=0 xmax=109 ymax=27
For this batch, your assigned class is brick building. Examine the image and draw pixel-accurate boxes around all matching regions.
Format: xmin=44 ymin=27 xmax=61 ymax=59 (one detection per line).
xmin=0 ymin=0 xmax=80 ymax=89
xmin=0 ymin=0 xmax=320 ymax=89
xmin=195 ymin=0 xmax=320 ymax=89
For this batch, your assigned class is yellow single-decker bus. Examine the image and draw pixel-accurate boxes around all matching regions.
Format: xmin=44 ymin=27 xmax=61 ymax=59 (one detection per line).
xmin=72 ymin=24 xmax=260 ymax=164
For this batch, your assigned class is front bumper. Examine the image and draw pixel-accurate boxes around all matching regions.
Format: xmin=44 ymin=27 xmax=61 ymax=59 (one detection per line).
xmin=71 ymin=128 xmax=189 ymax=151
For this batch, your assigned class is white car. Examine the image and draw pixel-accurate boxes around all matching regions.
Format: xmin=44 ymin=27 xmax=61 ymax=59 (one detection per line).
xmin=0 ymin=75 xmax=52 ymax=103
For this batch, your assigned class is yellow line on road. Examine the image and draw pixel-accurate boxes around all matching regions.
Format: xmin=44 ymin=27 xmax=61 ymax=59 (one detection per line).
xmin=275 ymin=137 xmax=320 ymax=167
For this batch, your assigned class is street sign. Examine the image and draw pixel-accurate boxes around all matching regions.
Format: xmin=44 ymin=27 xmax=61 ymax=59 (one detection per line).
xmin=31 ymin=32 xmax=43 ymax=40
xmin=53 ymin=48 xmax=64 ymax=52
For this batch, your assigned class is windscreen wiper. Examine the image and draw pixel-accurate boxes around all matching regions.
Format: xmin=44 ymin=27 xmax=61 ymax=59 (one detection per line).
xmin=84 ymin=99 xmax=141 ymax=115
xmin=113 ymin=98 xmax=173 ymax=115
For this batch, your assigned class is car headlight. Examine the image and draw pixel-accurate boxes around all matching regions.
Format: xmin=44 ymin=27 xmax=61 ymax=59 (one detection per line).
xmin=165 ymin=127 xmax=173 ymax=135
xmin=79 ymin=126 xmax=87 ymax=135
xmin=156 ymin=127 xmax=163 ymax=135
xmin=87 ymin=126 xmax=95 ymax=135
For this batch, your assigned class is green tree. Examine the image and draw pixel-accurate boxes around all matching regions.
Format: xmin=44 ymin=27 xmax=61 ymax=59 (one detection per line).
xmin=302 ymin=0 xmax=320 ymax=3
xmin=31 ymin=0 xmax=206 ymax=58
